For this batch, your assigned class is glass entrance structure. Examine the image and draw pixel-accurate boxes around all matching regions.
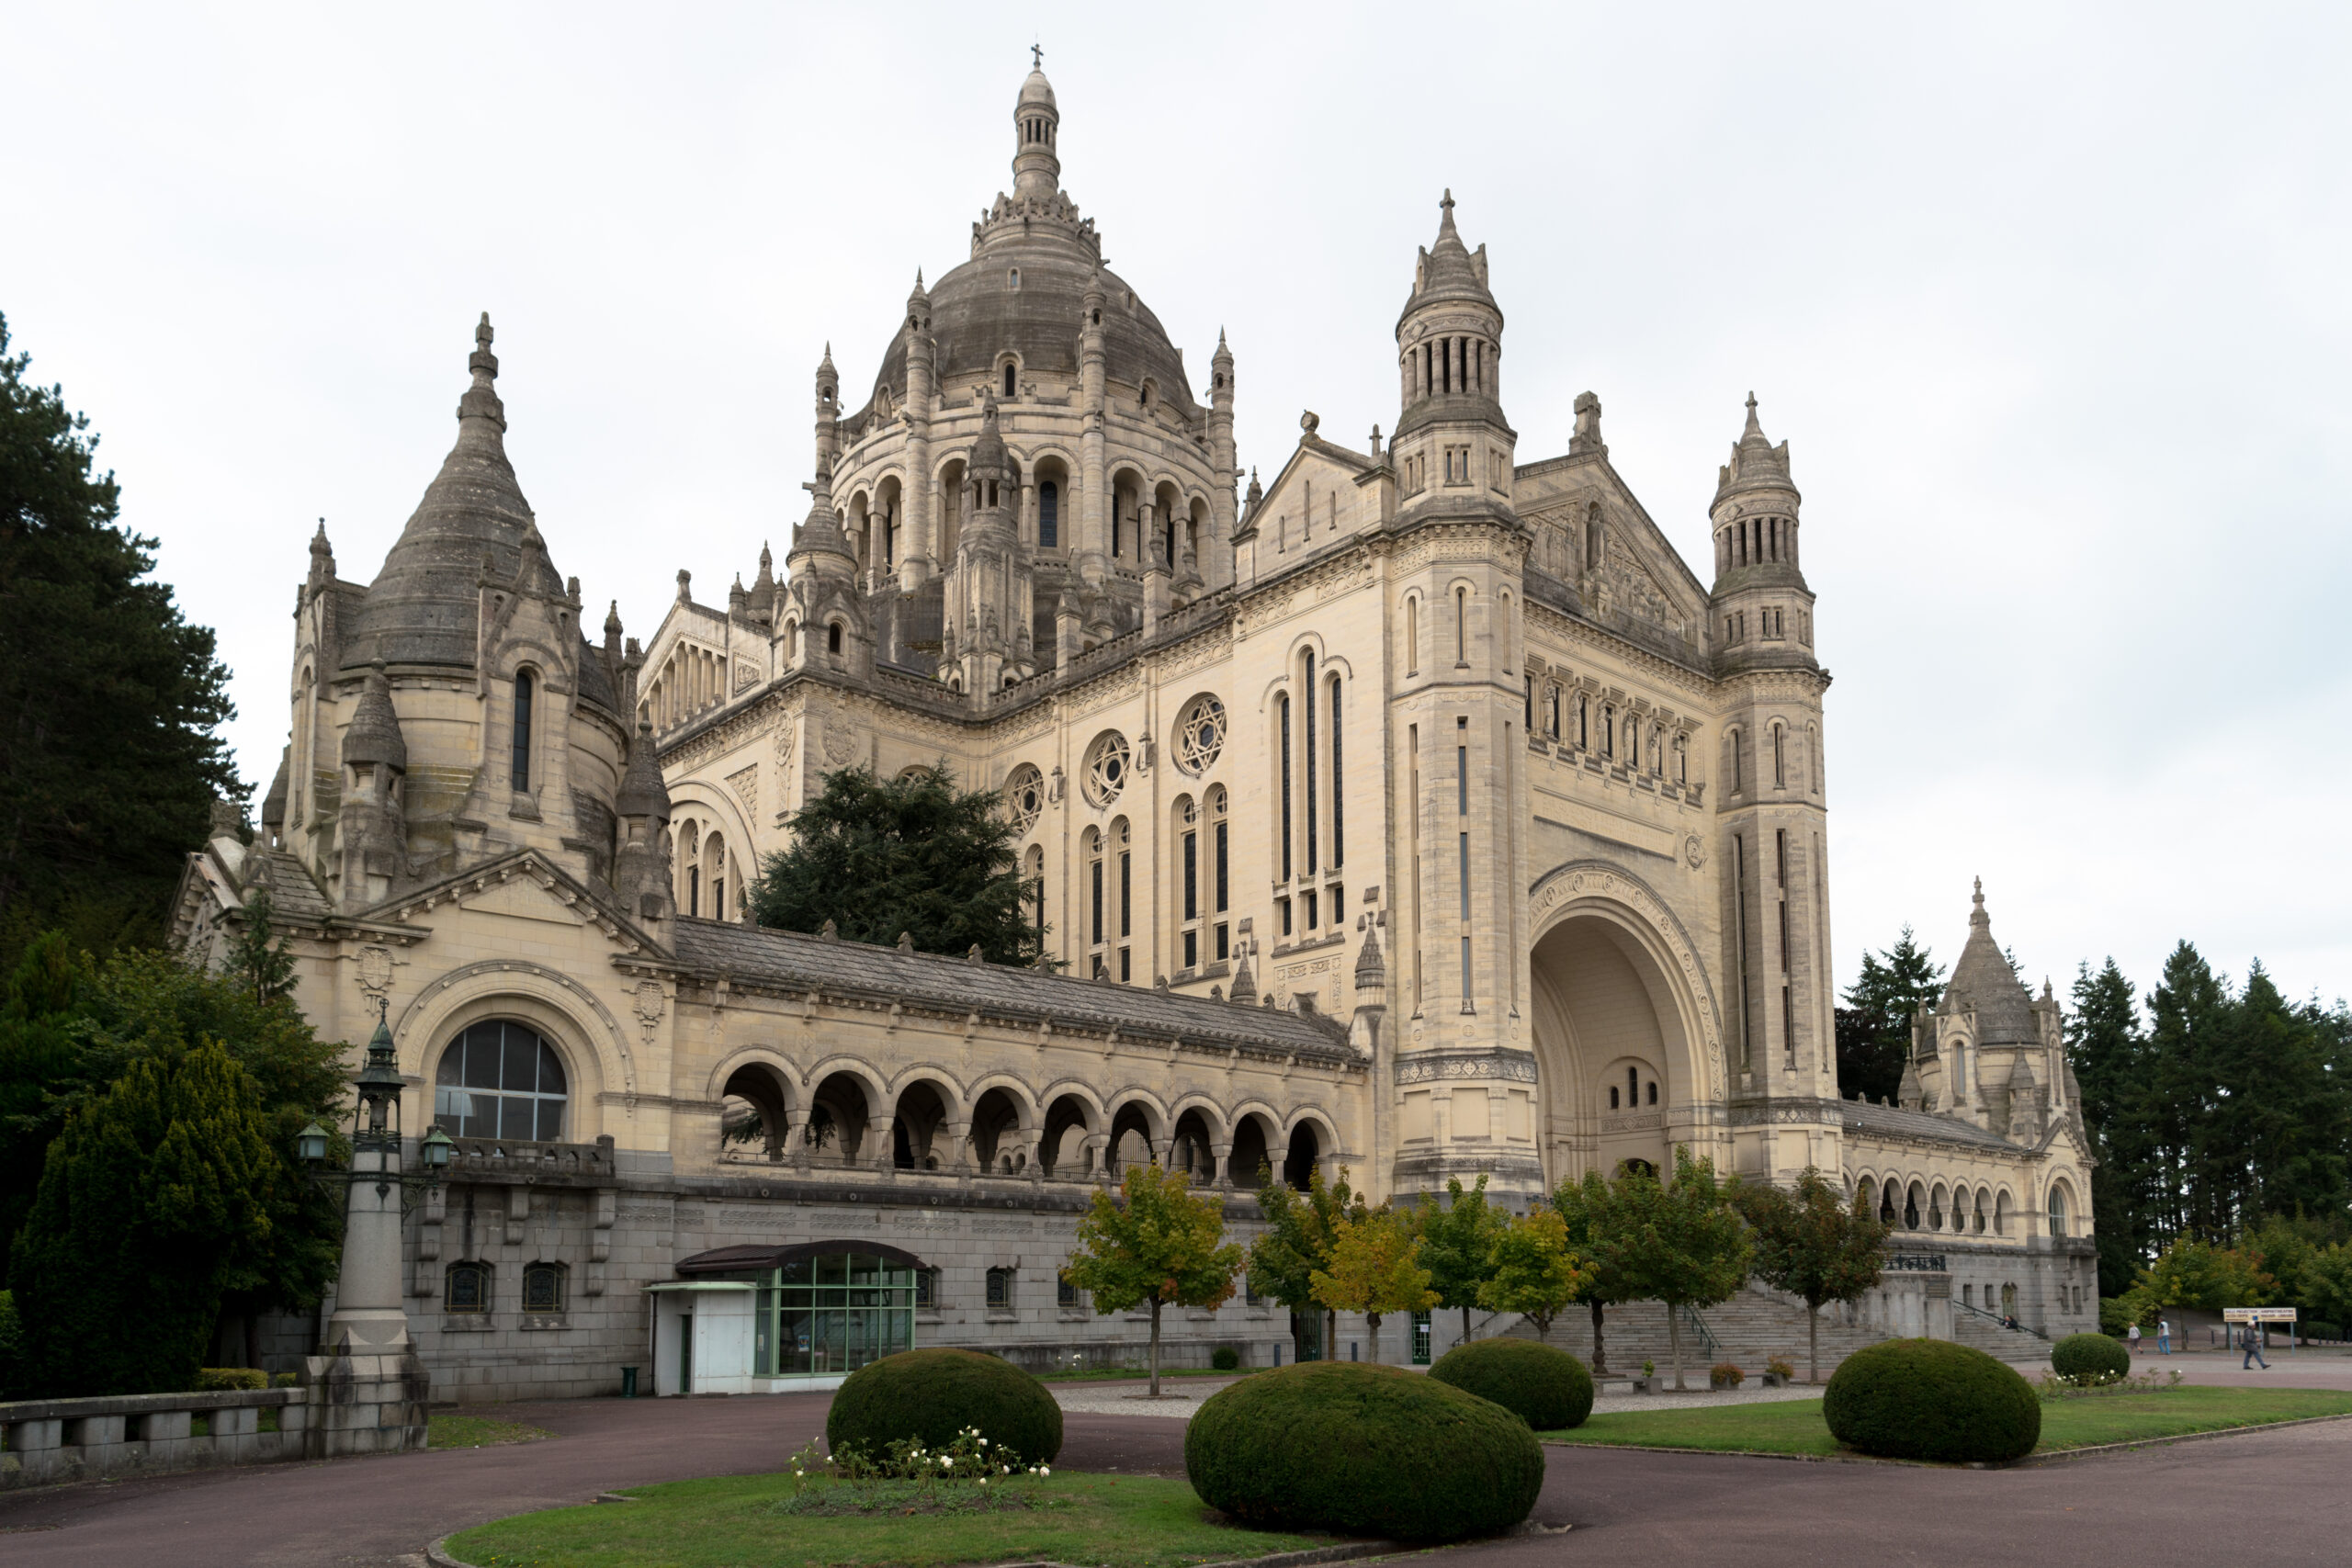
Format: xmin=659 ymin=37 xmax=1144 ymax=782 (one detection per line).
xmin=674 ymin=1242 xmax=919 ymax=1379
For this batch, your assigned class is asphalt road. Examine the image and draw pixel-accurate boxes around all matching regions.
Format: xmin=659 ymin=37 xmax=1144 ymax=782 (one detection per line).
xmin=2 ymin=1358 xmax=2348 ymax=1566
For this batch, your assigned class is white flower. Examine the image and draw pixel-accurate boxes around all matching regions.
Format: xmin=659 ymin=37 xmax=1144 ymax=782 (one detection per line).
xmin=941 ymin=1457 xmax=953 ymax=1468
xmin=1040 ymin=1466 xmax=1051 ymax=1476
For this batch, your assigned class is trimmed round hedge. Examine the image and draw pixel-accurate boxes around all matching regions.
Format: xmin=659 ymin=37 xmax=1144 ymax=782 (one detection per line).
xmin=825 ymin=1348 xmax=1062 ymax=1464
xmin=1823 ymin=1338 xmax=2041 ymax=1463
xmin=1184 ymin=1361 xmax=1543 ymax=1541
xmin=2051 ymin=1331 xmax=2132 ymax=1382
xmin=1427 ymin=1337 xmax=1594 ymax=1430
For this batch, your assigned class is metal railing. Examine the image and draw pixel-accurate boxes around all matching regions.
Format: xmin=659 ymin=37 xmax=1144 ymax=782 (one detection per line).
xmin=1679 ymin=1303 xmax=1723 ymax=1362
xmin=1953 ymin=1298 xmax=2049 ymax=1340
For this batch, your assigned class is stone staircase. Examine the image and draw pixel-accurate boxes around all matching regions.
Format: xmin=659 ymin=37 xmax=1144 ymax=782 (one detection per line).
xmin=1487 ymin=1280 xmax=2052 ymax=1379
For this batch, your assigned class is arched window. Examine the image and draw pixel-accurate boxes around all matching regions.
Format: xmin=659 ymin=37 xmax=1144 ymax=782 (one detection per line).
xmin=1209 ymin=785 xmax=1230 ymax=960
xmin=1903 ymin=1184 xmax=1921 ymax=1230
xmin=1003 ymin=363 xmax=1017 ymax=397
xmin=435 ymin=1020 xmax=569 ymax=1141
xmin=522 ymin=1260 xmax=568 ymax=1314
xmin=2047 ymin=1183 xmax=2070 ymax=1238
xmin=828 ymin=622 xmax=844 ymax=656
xmin=512 ymin=671 xmax=535 ymax=792
xmin=1627 ymin=1066 xmax=1639 ymax=1105
xmin=1730 ymin=729 xmax=1744 ymax=793
xmin=1329 ymin=671 xmax=1344 ymax=870
xmin=1405 ymin=596 xmax=1419 ymax=673
xmin=1454 ymin=587 xmax=1469 ymax=664
xmin=1276 ymin=693 xmax=1294 ymax=882
xmin=445 ymin=1260 xmax=491 ymax=1314
xmin=1646 ymin=1079 xmax=1657 ymax=1106
xmin=1772 ymin=724 xmax=1786 ymax=789
xmin=1039 ymin=479 xmax=1059 ymax=548
xmin=1609 ymin=1085 xmax=1621 ymax=1110
xmin=1602 ymin=706 xmax=1616 ymax=760
xmin=1577 ymin=695 xmax=1589 ymax=750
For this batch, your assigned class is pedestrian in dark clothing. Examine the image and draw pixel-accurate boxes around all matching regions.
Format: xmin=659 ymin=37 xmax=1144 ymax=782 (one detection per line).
xmin=2242 ymin=1323 xmax=2270 ymax=1370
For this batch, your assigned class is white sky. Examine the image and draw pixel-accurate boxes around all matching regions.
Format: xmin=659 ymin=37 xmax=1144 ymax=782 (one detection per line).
xmin=7 ymin=3 xmax=2346 ymax=1009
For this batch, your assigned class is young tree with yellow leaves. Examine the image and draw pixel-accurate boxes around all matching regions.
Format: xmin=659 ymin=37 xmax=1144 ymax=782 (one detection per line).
xmin=1310 ymin=1206 xmax=1437 ymax=1366
xmin=1062 ymin=1162 xmax=1244 ymax=1396
xmin=1476 ymin=1208 xmax=1593 ymax=1340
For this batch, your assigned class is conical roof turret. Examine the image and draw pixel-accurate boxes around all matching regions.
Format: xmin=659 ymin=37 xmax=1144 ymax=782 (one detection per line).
xmin=1401 ymin=190 xmax=1497 ymax=321
xmin=341 ymin=660 xmax=408 ymax=772
xmin=1714 ymin=391 xmax=1796 ymax=504
xmin=1940 ymin=878 xmax=2038 ymax=1045
xmin=969 ymin=392 xmax=1009 ymax=474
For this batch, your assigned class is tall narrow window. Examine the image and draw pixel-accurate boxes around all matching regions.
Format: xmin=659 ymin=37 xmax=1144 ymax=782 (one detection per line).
xmin=1328 ymin=673 xmax=1343 ymax=868
xmin=1303 ymin=653 xmax=1318 ymax=874
xmin=1003 ymin=364 xmax=1017 ymax=398
xmin=1406 ymin=597 xmax=1419 ymax=673
xmin=1119 ymin=840 xmax=1132 ymax=937
xmin=1734 ymin=834 xmax=1752 ymax=1068
xmin=1278 ymin=694 xmax=1294 ymax=881
xmin=1731 ymin=732 xmax=1743 ymax=793
xmin=1039 ymin=480 xmax=1058 ymax=548
xmin=512 ymin=671 xmax=535 ymax=792
xmin=1454 ymin=588 xmax=1468 ymax=664
xmin=1090 ymin=852 xmax=1103 ymax=945
xmin=686 ymin=865 xmax=700 ymax=919
xmin=1773 ymin=726 xmax=1787 ymax=788
xmin=1183 ymin=827 xmax=1198 ymax=922
xmin=1458 ymin=832 xmax=1470 ymax=919
xmin=1456 ymin=736 xmax=1468 ymax=816
xmin=1782 ymin=986 xmax=1795 ymax=1069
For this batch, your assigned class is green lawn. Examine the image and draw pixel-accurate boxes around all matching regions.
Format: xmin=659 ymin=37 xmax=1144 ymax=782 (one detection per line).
xmin=443 ymin=1472 xmax=1328 ymax=1568
xmin=1538 ymin=1387 xmax=2352 ymax=1459
xmin=429 ymin=1412 xmax=556 ymax=1449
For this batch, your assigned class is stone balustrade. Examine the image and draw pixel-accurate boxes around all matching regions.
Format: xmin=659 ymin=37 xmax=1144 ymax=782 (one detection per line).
xmin=446 ymin=1132 xmax=616 ymax=1184
xmin=0 ymin=1387 xmax=307 ymax=1489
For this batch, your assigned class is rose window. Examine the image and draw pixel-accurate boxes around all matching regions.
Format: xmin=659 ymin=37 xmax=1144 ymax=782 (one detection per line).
xmin=1083 ymin=733 xmax=1131 ymax=807
xmin=1173 ymin=694 xmax=1227 ymax=776
xmin=1005 ymin=764 xmax=1045 ymax=834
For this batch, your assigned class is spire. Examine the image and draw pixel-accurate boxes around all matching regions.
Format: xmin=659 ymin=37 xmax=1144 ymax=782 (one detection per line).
xmin=1743 ymin=390 xmax=1762 ymax=439
xmin=460 ymin=311 xmax=504 ymax=433
xmin=1438 ymin=186 xmax=1458 ymax=239
xmin=308 ymin=519 xmax=335 ymax=587
xmin=604 ymin=599 xmax=623 ymax=640
xmin=1012 ymin=54 xmax=1061 ymax=202
xmin=752 ymin=542 xmax=775 ymax=597
xmin=1970 ymin=875 xmax=1988 ymax=930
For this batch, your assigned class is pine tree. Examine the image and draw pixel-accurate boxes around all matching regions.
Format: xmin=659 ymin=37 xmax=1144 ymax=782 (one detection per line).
xmin=0 ymin=316 xmax=243 ymax=967
xmin=2145 ymin=942 xmax=2231 ymax=1241
xmin=1838 ymin=928 xmax=1944 ymax=1103
xmin=746 ymin=764 xmax=1045 ymax=964
xmin=1413 ymin=1173 xmax=1506 ymax=1348
xmin=2068 ymin=957 xmax=2152 ymax=1294
xmin=7 ymin=1041 xmax=288 ymax=1395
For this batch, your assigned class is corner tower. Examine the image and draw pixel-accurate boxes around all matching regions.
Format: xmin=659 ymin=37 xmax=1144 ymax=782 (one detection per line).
xmin=1391 ymin=191 xmax=1515 ymax=519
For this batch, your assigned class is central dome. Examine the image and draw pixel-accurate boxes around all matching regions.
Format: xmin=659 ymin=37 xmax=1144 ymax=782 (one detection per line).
xmin=870 ymin=249 xmax=1196 ymax=418
xmin=864 ymin=62 xmax=1196 ymax=420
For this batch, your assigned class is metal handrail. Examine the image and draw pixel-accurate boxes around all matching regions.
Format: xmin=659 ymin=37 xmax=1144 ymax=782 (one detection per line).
xmin=1953 ymin=1298 xmax=2050 ymax=1340
xmin=1679 ymin=1303 xmax=1722 ymax=1362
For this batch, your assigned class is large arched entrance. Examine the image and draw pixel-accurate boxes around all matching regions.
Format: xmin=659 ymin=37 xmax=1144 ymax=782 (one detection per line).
xmin=1526 ymin=867 xmax=1723 ymax=1190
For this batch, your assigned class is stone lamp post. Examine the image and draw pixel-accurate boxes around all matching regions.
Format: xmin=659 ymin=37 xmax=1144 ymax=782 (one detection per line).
xmin=290 ymin=1003 xmax=451 ymax=1455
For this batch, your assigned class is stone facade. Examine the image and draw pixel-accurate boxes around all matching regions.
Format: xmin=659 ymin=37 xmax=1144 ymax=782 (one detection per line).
xmin=173 ymin=62 xmax=2094 ymax=1401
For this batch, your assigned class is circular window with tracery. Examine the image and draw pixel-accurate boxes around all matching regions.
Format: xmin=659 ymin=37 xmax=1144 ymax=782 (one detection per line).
xmin=1173 ymin=694 xmax=1226 ymax=775
xmin=1005 ymin=764 xmax=1045 ymax=834
xmin=1083 ymin=732 xmax=1131 ymax=807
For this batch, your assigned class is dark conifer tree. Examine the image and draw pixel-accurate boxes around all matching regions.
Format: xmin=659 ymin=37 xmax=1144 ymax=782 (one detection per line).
xmin=2067 ymin=957 xmax=2150 ymax=1293
xmin=746 ymin=763 xmax=1046 ymax=964
xmin=1838 ymin=927 xmax=1944 ymax=1103
xmin=0 ymin=316 xmax=242 ymax=966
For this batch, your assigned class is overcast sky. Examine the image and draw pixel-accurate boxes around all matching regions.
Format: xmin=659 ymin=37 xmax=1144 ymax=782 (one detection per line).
xmin=8 ymin=3 xmax=2346 ymax=1010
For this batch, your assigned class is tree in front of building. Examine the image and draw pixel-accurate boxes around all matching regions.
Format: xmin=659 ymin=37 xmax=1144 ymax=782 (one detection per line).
xmin=1414 ymin=1173 xmax=1506 ymax=1348
xmin=1611 ymin=1150 xmax=1752 ymax=1391
xmin=1734 ymin=1165 xmax=1888 ymax=1383
xmin=0 ymin=938 xmax=347 ymax=1353
xmin=2118 ymin=1233 xmax=2277 ymax=1330
xmin=0 ymin=316 xmax=243 ymax=970
xmin=1247 ymin=1163 xmax=1363 ymax=1363
xmin=1063 ymin=1161 xmax=1243 ymax=1397
xmin=746 ymin=763 xmax=1046 ymax=964
xmin=1309 ymin=1205 xmax=1436 ymax=1367
xmin=1475 ymin=1208 xmax=1591 ymax=1341
xmin=7 ymin=1041 xmax=291 ymax=1395
xmin=1838 ymin=927 xmax=1944 ymax=1105
xmin=1550 ymin=1168 xmax=1640 ymax=1376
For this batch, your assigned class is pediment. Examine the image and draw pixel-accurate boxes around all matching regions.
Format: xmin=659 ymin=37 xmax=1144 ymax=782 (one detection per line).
xmin=372 ymin=850 xmax=668 ymax=957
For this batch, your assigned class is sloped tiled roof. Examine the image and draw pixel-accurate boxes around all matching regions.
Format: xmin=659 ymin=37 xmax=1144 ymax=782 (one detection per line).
xmin=1840 ymin=1099 xmax=2018 ymax=1151
xmin=670 ymin=919 xmax=1353 ymax=1059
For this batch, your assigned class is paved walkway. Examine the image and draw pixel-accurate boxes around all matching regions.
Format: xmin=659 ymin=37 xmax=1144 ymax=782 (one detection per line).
xmin=4 ymin=1364 xmax=2350 ymax=1566
xmin=1051 ymin=1375 xmax=1830 ymax=1418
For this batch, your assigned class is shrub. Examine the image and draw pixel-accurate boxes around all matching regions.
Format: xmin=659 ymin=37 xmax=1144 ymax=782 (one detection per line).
xmin=1824 ymin=1338 xmax=2041 ymax=1463
xmin=826 ymin=1348 xmax=1062 ymax=1465
xmin=1427 ymin=1337 xmax=1594 ymax=1430
xmin=194 ymin=1366 xmax=268 ymax=1392
xmin=1765 ymin=1354 xmax=1795 ymax=1382
xmin=1709 ymin=1361 xmax=1745 ymax=1390
xmin=2306 ymin=1321 xmax=2341 ymax=1343
xmin=1211 ymin=1345 xmax=1240 ymax=1371
xmin=2050 ymin=1332 xmax=2131 ymax=1383
xmin=1185 ymin=1361 xmax=1543 ymax=1541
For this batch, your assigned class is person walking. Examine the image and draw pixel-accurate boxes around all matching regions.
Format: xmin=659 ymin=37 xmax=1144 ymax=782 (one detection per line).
xmin=2242 ymin=1322 xmax=2270 ymax=1371
xmin=2129 ymin=1321 xmax=2143 ymax=1357
xmin=2158 ymin=1317 xmax=2172 ymax=1355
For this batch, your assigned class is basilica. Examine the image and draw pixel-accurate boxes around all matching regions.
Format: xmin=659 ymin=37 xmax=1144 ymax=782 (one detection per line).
xmin=173 ymin=62 xmax=2098 ymax=1400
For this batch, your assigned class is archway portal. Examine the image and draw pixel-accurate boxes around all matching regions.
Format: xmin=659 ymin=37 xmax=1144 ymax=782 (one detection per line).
xmin=1529 ymin=910 xmax=1697 ymax=1187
